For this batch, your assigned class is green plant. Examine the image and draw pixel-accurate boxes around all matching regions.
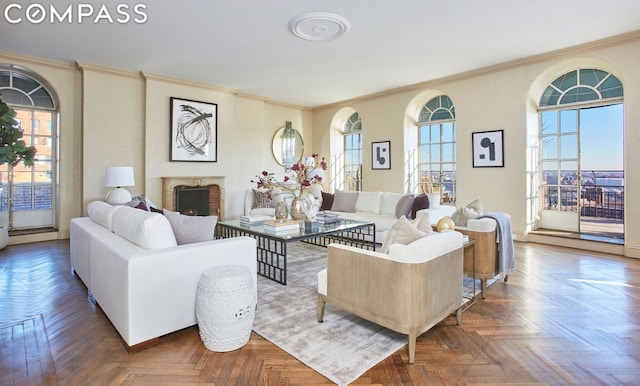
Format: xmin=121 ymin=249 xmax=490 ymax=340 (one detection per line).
xmin=0 ymin=97 xmax=36 ymax=167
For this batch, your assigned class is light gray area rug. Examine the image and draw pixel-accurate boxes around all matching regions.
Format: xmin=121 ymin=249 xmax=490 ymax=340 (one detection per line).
xmin=252 ymin=242 xmax=494 ymax=386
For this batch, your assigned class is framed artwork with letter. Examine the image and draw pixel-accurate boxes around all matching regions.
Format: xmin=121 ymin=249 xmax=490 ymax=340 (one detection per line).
xmin=170 ymin=97 xmax=218 ymax=162
xmin=472 ymin=130 xmax=504 ymax=167
xmin=372 ymin=141 xmax=391 ymax=170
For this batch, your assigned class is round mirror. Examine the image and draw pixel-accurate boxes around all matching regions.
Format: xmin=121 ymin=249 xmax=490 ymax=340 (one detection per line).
xmin=272 ymin=122 xmax=304 ymax=170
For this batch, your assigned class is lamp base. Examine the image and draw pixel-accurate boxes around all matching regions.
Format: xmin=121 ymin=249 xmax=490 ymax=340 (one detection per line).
xmin=105 ymin=187 xmax=132 ymax=205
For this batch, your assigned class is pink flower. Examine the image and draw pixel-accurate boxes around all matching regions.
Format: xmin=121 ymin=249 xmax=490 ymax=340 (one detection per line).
xmin=261 ymin=170 xmax=269 ymax=176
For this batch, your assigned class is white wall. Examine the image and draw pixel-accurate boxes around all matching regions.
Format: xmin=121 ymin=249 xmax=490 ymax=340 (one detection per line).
xmin=312 ymin=36 xmax=640 ymax=257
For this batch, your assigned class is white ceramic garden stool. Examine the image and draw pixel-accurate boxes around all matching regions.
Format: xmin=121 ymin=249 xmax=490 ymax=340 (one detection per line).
xmin=196 ymin=265 xmax=256 ymax=352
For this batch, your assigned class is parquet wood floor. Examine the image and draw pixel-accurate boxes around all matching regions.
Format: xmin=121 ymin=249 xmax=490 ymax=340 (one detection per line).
xmin=1 ymin=240 xmax=640 ymax=385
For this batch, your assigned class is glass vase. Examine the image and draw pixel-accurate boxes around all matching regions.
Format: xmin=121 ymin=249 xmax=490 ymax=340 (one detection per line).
xmin=274 ymin=201 xmax=288 ymax=221
xmin=290 ymin=196 xmax=305 ymax=220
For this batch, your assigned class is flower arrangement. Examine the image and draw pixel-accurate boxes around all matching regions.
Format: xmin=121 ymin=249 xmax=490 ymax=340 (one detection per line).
xmin=252 ymin=153 xmax=327 ymax=198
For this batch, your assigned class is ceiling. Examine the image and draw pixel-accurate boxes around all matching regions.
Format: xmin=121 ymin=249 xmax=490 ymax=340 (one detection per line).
xmin=2 ymin=1 xmax=640 ymax=108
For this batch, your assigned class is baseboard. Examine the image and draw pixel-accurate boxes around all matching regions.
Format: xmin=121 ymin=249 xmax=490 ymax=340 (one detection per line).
xmin=526 ymin=233 xmax=625 ymax=256
xmin=123 ymin=337 xmax=161 ymax=354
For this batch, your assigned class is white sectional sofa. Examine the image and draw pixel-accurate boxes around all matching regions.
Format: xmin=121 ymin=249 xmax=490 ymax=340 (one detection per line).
xmin=70 ymin=201 xmax=257 ymax=352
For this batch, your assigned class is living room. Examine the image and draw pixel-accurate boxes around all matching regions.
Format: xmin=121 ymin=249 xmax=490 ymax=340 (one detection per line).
xmin=1 ymin=2 xmax=640 ymax=384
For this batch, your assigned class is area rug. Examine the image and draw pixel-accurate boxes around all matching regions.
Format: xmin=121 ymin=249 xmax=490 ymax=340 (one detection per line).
xmin=252 ymin=242 xmax=493 ymax=386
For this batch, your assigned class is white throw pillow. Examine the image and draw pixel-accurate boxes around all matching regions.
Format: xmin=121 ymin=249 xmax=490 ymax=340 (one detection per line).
xmin=112 ymin=206 xmax=177 ymax=250
xmin=412 ymin=213 xmax=434 ymax=234
xmin=380 ymin=215 xmax=429 ymax=253
xmin=355 ymin=191 xmax=383 ymax=214
xmin=163 ymin=209 xmax=218 ymax=245
xmin=427 ymin=193 xmax=441 ymax=208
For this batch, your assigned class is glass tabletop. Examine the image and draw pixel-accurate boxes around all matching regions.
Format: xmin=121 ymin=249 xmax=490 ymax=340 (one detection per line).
xmin=217 ymin=218 xmax=374 ymax=241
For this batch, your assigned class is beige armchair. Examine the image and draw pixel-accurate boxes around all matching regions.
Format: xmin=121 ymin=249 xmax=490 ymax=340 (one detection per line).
xmin=317 ymin=231 xmax=464 ymax=363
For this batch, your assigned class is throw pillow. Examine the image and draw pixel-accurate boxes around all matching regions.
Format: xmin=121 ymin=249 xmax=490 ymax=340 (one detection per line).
xmin=380 ymin=215 xmax=429 ymax=254
xmin=134 ymin=201 xmax=149 ymax=211
xmin=150 ymin=206 xmax=164 ymax=214
xmin=395 ymin=194 xmax=415 ymax=218
xmin=252 ymin=189 xmax=271 ymax=209
xmin=451 ymin=199 xmax=483 ymax=227
xmin=412 ymin=212 xmax=434 ymax=234
xmin=427 ymin=193 xmax=441 ymax=208
xmin=331 ymin=190 xmax=359 ymax=212
xmin=410 ymin=193 xmax=430 ymax=219
xmin=163 ymin=209 xmax=218 ymax=245
xmin=321 ymin=191 xmax=334 ymax=210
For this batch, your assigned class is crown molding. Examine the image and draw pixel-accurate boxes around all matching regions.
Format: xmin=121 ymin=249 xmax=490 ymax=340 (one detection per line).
xmin=313 ymin=29 xmax=640 ymax=112
xmin=0 ymin=50 xmax=75 ymax=71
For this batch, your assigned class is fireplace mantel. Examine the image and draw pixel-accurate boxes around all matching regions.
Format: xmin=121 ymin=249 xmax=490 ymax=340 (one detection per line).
xmin=162 ymin=176 xmax=225 ymax=220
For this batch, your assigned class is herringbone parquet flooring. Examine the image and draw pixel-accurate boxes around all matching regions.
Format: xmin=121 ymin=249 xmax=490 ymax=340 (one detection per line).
xmin=1 ymin=240 xmax=640 ymax=385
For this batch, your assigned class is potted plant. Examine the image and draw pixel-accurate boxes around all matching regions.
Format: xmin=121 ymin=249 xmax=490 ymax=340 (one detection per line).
xmin=0 ymin=97 xmax=37 ymax=248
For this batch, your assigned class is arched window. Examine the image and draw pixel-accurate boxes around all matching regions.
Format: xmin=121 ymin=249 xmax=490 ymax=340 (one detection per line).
xmin=417 ymin=95 xmax=456 ymax=204
xmin=0 ymin=65 xmax=58 ymax=230
xmin=342 ymin=112 xmax=362 ymax=191
xmin=538 ymin=68 xmax=624 ymax=240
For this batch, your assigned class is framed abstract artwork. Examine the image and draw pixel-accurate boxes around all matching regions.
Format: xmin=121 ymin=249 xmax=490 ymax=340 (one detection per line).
xmin=170 ymin=97 xmax=218 ymax=162
xmin=472 ymin=130 xmax=504 ymax=167
xmin=371 ymin=141 xmax=391 ymax=170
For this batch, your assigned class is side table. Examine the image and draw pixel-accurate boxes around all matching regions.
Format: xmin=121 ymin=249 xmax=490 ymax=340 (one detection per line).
xmin=196 ymin=265 xmax=256 ymax=352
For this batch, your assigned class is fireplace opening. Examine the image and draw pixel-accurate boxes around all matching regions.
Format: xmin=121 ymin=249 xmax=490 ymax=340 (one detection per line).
xmin=176 ymin=188 xmax=210 ymax=216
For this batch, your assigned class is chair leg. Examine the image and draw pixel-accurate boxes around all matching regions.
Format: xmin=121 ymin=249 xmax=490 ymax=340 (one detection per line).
xmin=317 ymin=294 xmax=326 ymax=322
xmin=504 ymin=274 xmax=509 ymax=282
xmin=455 ymin=307 xmax=462 ymax=326
xmin=407 ymin=330 xmax=416 ymax=364
xmin=481 ymin=279 xmax=487 ymax=299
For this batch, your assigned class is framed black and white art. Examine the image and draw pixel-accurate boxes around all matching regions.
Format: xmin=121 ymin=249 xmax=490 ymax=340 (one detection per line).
xmin=170 ymin=97 xmax=218 ymax=162
xmin=472 ymin=130 xmax=504 ymax=168
xmin=371 ymin=141 xmax=391 ymax=170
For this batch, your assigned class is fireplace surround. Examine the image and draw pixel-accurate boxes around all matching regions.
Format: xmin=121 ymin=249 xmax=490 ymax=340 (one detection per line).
xmin=161 ymin=176 xmax=225 ymax=220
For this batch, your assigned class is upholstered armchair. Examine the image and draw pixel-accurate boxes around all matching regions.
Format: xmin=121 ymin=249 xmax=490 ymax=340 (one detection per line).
xmin=317 ymin=231 xmax=464 ymax=363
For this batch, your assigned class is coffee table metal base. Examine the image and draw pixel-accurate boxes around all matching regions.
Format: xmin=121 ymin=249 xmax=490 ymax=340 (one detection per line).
xmin=216 ymin=222 xmax=376 ymax=285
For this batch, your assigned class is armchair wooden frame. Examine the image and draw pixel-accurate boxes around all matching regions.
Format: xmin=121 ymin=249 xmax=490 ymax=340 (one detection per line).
xmin=317 ymin=244 xmax=464 ymax=363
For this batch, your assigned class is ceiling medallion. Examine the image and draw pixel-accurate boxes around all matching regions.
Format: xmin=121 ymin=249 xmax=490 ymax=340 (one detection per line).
xmin=289 ymin=12 xmax=351 ymax=42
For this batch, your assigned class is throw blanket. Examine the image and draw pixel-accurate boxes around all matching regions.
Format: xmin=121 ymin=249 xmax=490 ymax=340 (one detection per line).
xmin=481 ymin=212 xmax=515 ymax=275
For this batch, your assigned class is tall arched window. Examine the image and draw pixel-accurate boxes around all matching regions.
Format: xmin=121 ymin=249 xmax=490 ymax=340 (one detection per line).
xmin=343 ymin=112 xmax=362 ymax=191
xmin=538 ymin=68 xmax=624 ymax=240
xmin=0 ymin=65 xmax=57 ymax=231
xmin=417 ymin=95 xmax=456 ymax=204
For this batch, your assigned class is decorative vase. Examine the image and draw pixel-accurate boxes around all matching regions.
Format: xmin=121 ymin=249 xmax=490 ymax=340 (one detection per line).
xmin=290 ymin=196 xmax=305 ymax=220
xmin=274 ymin=202 xmax=288 ymax=221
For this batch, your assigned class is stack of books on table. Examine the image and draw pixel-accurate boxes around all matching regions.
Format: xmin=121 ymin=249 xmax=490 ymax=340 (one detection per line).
xmin=316 ymin=213 xmax=340 ymax=224
xmin=263 ymin=219 xmax=300 ymax=233
xmin=239 ymin=215 xmax=271 ymax=226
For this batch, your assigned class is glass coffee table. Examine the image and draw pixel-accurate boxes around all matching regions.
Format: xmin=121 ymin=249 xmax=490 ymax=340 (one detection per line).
xmin=216 ymin=219 xmax=376 ymax=285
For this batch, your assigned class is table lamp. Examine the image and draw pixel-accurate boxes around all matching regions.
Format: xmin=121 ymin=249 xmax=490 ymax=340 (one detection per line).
xmin=104 ymin=166 xmax=135 ymax=204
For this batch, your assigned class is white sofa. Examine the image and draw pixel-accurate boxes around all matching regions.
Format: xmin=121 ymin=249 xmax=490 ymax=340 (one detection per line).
xmin=70 ymin=202 xmax=257 ymax=352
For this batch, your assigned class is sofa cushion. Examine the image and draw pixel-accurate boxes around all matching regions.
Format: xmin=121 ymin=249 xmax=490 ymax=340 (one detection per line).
xmin=321 ymin=191 xmax=334 ymax=210
xmin=163 ymin=209 xmax=217 ymax=245
xmin=87 ymin=200 xmax=121 ymax=231
xmin=380 ymin=215 xmax=429 ymax=253
xmin=112 ymin=206 xmax=177 ymax=250
xmin=331 ymin=190 xmax=359 ymax=212
xmin=380 ymin=192 xmax=403 ymax=216
xmin=355 ymin=191 xmax=383 ymax=214
xmin=395 ymin=194 xmax=415 ymax=218
xmin=410 ymin=193 xmax=430 ymax=219
xmin=387 ymin=230 xmax=463 ymax=263
xmin=451 ymin=199 xmax=483 ymax=227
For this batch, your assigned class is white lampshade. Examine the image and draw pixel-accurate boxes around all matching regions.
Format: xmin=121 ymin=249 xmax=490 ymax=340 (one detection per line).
xmin=103 ymin=166 xmax=135 ymax=205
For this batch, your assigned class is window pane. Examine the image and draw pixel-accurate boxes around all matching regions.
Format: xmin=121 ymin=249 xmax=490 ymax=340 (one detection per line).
xmin=560 ymin=135 xmax=577 ymax=159
xmin=429 ymin=126 xmax=439 ymax=142
xmin=542 ymin=136 xmax=558 ymax=159
xmin=430 ymin=144 xmax=440 ymax=162
xmin=542 ymin=161 xmax=558 ymax=185
xmin=553 ymin=70 xmax=577 ymax=90
xmin=560 ymin=110 xmax=577 ymax=133
xmin=541 ymin=111 xmax=558 ymax=134
xmin=559 ymin=161 xmax=577 ymax=186
xmin=600 ymin=76 xmax=623 ymax=99
xmin=442 ymin=143 xmax=454 ymax=162
xmin=442 ymin=123 xmax=454 ymax=142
